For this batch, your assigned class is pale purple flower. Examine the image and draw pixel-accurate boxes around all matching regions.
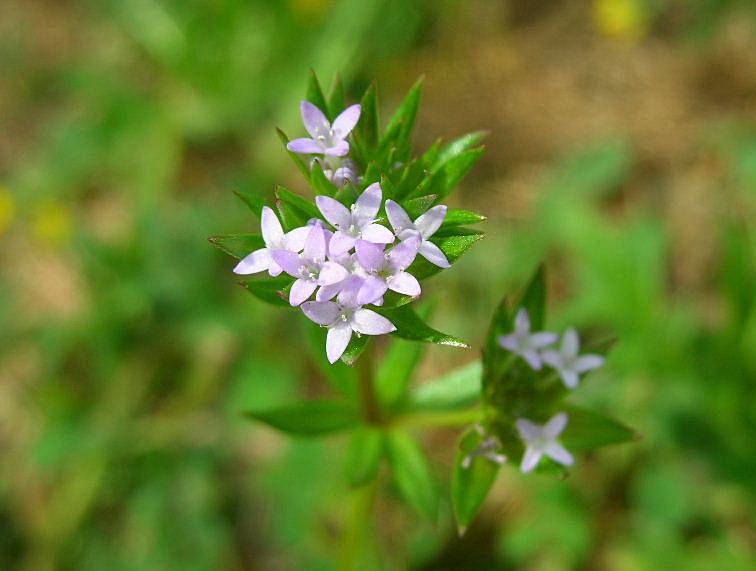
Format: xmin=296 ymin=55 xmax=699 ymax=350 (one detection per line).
xmin=516 ymin=412 xmax=573 ymax=473
xmin=461 ymin=425 xmax=507 ymax=470
xmin=301 ymin=278 xmax=396 ymax=363
xmin=385 ymin=199 xmax=450 ymax=268
xmin=271 ymin=224 xmax=348 ymax=306
xmin=315 ymin=182 xmax=395 ymax=256
xmin=498 ymin=308 xmax=558 ymax=370
xmin=354 ymin=237 xmax=421 ymax=305
xmin=287 ymin=101 xmax=361 ymax=157
xmin=312 ymin=157 xmax=361 ymax=188
xmin=541 ymin=328 xmax=605 ymax=389
xmin=233 ymin=206 xmax=309 ymax=277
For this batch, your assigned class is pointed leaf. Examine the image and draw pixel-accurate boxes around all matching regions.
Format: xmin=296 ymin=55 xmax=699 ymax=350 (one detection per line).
xmin=386 ymin=431 xmax=437 ymax=521
xmin=379 ymin=78 xmax=423 ymax=159
xmin=328 ymin=74 xmax=345 ymax=119
xmin=306 ymin=69 xmax=331 ymax=119
xmin=517 ymin=264 xmax=547 ymax=330
xmin=233 ymin=189 xmax=267 ymax=218
xmin=304 ymin=322 xmax=357 ymax=397
xmin=376 ymin=337 xmax=426 ymax=409
xmin=276 ymin=127 xmax=311 ymax=180
xmin=409 ymin=361 xmax=482 ymax=411
xmin=276 ymin=186 xmax=320 ymax=220
xmin=403 ymin=194 xmax=438 ymax=219
xmin=356 ymin=82 xmax=379 ymax=149
xmin=310 ymin=162 xmax=339 ymax=197
xmin=345 ymin=427 xmax=384 ymax=487
xmin=561 ymin=406 xmax=639 ymax=451
xmin=376 ymin=305 xmax=469 ymax=348
xmin=246 ymin=400 xmax=358 ymax=436
xmin=341 ymin=335 xmax=369 ymax=366
xmin=413 ymin=147 xmax=484 ymax=200
xmin=240 ymin=275 xmax=293 ymax=307
xmin=440 ymin=209 xmax=486 ymax=229
xmin=452 ymin=427 xmax=501 ymax=535
xmin=410 ymin=232 xmax=484 ymax=280
xmin=208 ymin=234 xmax=264 ymax=259
xmin=431 ymin=131 xmax=487 ymax=171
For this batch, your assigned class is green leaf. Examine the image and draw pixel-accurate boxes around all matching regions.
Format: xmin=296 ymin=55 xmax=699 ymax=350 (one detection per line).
xmin=240 ymin=275 xmax=293 ymax=307
xmin=413 ymin=147 xmax=484 ymax=200
xmin=517 ymin=264 xmax=547 ymax=330
xmin=403 ymin=194 xmax=438 ymax=219
xmin=376 ymin=305 xmax=469 ymax=348
xmin=233 ymin=189 xmax=266 ymax=218
xmin=393 ymin=159 xmax=427 ymax=200
xmin=276 ymin=185 xmax=320 ymax=220
xmin=345 ymin=427 xmax=384 ymax=487
xmin=410 ymin=232 xmax=484 ymax=280
xmin=421 ymin=138 xmax=442 ymax=167
xmin=452 ymin=427 xmax=501 ymax=535
xmin=328 ymin=74 xmax=345 ymax=118
xmin=208 ymin=234 xmax=264 ymax=259
xmin=561 ymin=406 xmax=638 ymax=452
xmin=431 ymin=131 xmax=487 ymax=171
xmin=482 ymin=296 xmax=512 ymax=391
xmin=341 ymin=335 xmax=369 ymax=366
xmin=376 ymin=337 xmax=426 ymax=409
xmin=306 ymin=69 xmax=331 ymax=119
xmin=276 ymin=128 xmax=311 ymax=180
xmin=386 ymin=431 xmax=437 ymax=521
xmin=409 ymin=361 xmax=482 ymax=411
xmin=310 ymin=162 xmax=339 ymax=197
xmin=440 ymin=209 xmax=486 ymax=229
xmin=246 ymin=400 xmax=358 ymax=436
xmin=379 ymin=78 xmax=423 ymax=159
xmin=356 ymin=82 xmax=379 ymax=149
xmin=304 ymin=322 xmax=357 ymax=397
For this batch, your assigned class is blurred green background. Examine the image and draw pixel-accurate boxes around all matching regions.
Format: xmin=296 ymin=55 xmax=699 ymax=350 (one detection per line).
xmin=1 ymin=0 xmax=755 ymax=569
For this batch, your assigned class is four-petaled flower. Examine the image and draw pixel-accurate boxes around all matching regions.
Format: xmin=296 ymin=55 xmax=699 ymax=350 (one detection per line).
xmin=355 ymin=237 xmax=422 ymax=305
xmin=385 ymin=199 xmax=450 ymax=268
xmin=271 ymin=224 xmax=348 ymax=306
xmin=541 ymin=328 xmax=605 ymax=389
xmin=301 ymin=277 xmax=396 ymax=363
xmin=316 ymin=182 xmax=395 ymax=256
xmin=287 ymin=101 xmax=361 ymax=157
xmin=498 ymin=308 xmax=558 ymax=370
xmin=233 ymin=206 xmax=309 ymax=277
xmin=516 ymin=412 xmax=574 ymax=473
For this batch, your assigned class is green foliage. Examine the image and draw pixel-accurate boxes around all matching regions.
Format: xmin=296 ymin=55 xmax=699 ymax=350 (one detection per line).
xmin=246 ymin=400 xmax=359 ymax=436
xmin=385 ymin=431 xmax=438 ymax=521
xmin=345 ymin=427 xmax=384 ymax=487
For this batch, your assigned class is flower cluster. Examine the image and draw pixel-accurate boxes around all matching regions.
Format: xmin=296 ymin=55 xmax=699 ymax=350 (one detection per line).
xmin=234 ymin=179 xmax=451 ymax=364
xmin=286 ymin=101 xmax=362 ymax=188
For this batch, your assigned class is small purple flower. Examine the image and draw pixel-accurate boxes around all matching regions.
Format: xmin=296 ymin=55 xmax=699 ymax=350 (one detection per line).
xmin=498 ymin=308 xmax=558 ymax=370
xmin=385 ymin=200 xmax=450 ymax=268
xmin=461 ymin=425 xmax=507 ymax=470
xmin=271 ymin=224 xmax=348 ymax=306
xmin=301 ymin=278 xmax=396 ymax=363
xmin=516 ymin=412 xmax=574 ymax=473
xmin=541 ymin=328 xmax=605 ymax=389
xmin=354 ymin=237 xmax=421 ymax=305
xmin=233 ymin=206 xmax=309 ymax=277
xmin=315 ymin=182 xmax=395 ymax=256
xmin=287 ymin=101 xmax=361 ymax=157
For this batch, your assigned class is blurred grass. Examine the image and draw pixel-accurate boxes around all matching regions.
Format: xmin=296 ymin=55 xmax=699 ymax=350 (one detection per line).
xmin=1 ymin=0 xmax=755 ymax=570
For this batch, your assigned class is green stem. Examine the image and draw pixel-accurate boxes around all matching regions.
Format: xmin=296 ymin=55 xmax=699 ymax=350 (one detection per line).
xmin=393 ymin=406 xmax=483 ymax=429
xmin=337 ymin=482 xmax=377 ymax=571
xmin=356 ymin=342 xmax=382 ymax=424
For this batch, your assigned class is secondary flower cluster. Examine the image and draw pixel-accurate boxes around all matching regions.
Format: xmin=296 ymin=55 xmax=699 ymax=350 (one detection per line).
xmin=464 ymin=308 xmax=606 ymax=473
xmin=286 ymin=101 xmax=362 ymax=188
xmin=233 ymin=182 xmax=451 ymax=364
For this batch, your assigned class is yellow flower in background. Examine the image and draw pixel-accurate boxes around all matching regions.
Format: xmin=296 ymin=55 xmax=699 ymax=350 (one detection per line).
xmin=594 ymin=0 xmax=647 ymax=41
xmin=32 ymin=200 xmax=73 ymax=248
xmin=0 ymin=188 xmax=15 ymax=235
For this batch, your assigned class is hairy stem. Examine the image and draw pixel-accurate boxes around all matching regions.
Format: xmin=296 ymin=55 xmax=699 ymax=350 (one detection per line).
xmin=357 ymin=342 xmax=382 ymax=424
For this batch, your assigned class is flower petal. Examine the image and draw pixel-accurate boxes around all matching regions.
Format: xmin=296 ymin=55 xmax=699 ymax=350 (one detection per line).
xmin=261 ymin=206 xmax=284 ymax=245
xmin=326 ymin=324 xmax=353 ymax=364
xmin=301 ymin=300 xmax=341 ymax=325
xmin=329 ymin=231 xmax=356 ymax=257
xmin=289 ymin=279 xmax=318 ymax=306
xmin=357 ymin=275 xmax=388 ymax=305
xmin=531 ymin=332 xmax=559 ymax=348
xmin=498 ymin=334 xmax=518 ymax=352
xmin=540 ymin=349 xmax=563 ymax=370
xmin=270 ymin=250 xmax=303 ymax=277
xmin=301 ymin=100 xmax=330 ymax=139
xmin=574 ymin=354 xmax=605 ymax=373
xmin=318 ymin=261 xmax=348 ymax=286
xmin=286 ymin=137 xmax=324 ymax=155
xmin=361 ymin=224 xmax=395 ymax=244
xmin=561 ymin=328 xmax=579 ymax=358
xmin=315 ymin=196 xmax=351 ymax=228
xmin=561 ymin=370 xmax=580 ymax=389
xmin=315 ymin=283 xmax=341 ymax=302
xmin=331 ymin=104 xmax=361 ymax=138
xmin=514 ymin=308 xmax=530 ymax=336
xmin=544 ymin=412 xmax=568 ymax=439
xmin=324 ymin=140 xmax=350 ymax=157
xmin=544 ymin=443 xmax=574 ymax=467
xmin=233 ymin=248 xmax=270 ymax=275
xmin=414 ymin=205 xmax=447 ymax=238
xmin=520 ymin=447 xmax=542 ymax=473
xmin=388 ymin=237 xmax=420 ymax=270
xmin=303 ymin=224 xmax=327 ymax=262
xmin=521 ymin=349 xmax=543 ymax=370
xmin=388 ymin=271 xmax=421 ymax=297
xmin=283 ymin=226 xmax=310 ymax=252
xmin=353 ymin=183 xmax=382 ymax=225
xmin=418 ymin=240 xmax=450 ymax=268
xmin=351 ymin=309 xmax=396 ymax=335
xmin=516 ymin=419 xmax=540 ymax=442
xmin=385 ymin=199 xmax=413 ymax=233
xmin=337 ymin=275 xmax=364 ymax=307
xmin=355 ymin=240 xmax=386 ymax=273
